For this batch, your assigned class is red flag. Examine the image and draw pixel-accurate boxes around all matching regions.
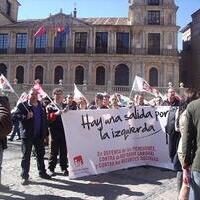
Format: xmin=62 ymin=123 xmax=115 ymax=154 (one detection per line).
xmin=34 ymin=25 xmax=46 ymax=37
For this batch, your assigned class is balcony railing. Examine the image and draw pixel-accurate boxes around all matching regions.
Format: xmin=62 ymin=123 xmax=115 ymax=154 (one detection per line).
xmin=0 ymin=48 xmax=7 ymax=54
xmin=0 ymin=47 xmax=178 ymax=56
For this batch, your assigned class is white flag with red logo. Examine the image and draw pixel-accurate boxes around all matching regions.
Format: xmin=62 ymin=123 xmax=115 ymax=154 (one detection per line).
xmin=0 ymin=74 xmax=15 ymax=93
xmin=132 ymin=75 xmax=163 ymax=98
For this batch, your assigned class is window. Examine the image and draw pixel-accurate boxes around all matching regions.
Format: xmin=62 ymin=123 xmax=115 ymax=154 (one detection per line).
xmin=148 ymin=11 xmax=160 ymax=25
xmin=115 ymin=64 xmax=129 ymax=86
xmin=75 ymin=66 xmax=84 ymax=84
xmin=54 ymin=32 xmax=66 ymax=53
xmin=148 ymin=33 xmax=160 ymax=55
xmin=16 ymin=33 xmax=27 ymax=54
xmin=34 ymin=34 xmax=47 ymax=53
xmin=116 ymin=32 xmax=129 ymax=54
xmin=148 ymin=0 xmax=159 ymax=5
xmin=0 ymin=34 xmax=8 ymax=54
xmin=16 ymin=66 xmax=24 ymax=84
xmin=96 ymin=66 xmax=105 ymax=85
xmin=95 ymin=32 xmax=108 ymax=53
xmin=35 ymin=66 xmax=44 ymax=84
xmin=54 ymin=66 xmax=63 ymax=84
xmin=6 ymin=0 xmax=11 ymax=16
xmin=149 ymin=67 xmax=158 ymax=86
xmin=74 ymin=32 xmax=87 ymax=53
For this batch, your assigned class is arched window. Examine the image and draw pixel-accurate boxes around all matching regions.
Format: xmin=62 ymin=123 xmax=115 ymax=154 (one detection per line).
xmin=54 ymin=66 xmax=63 ymax=84
xmin=149 ymin=67 xmax=158 ymax=86
xmin=35 ymin=65 xmax=44 ymax=84
xmin=0 ymin=63 xmax=7 ymax=77
xmin=96 ymin=66 xmax=105 ymax=85
xmin=16 ymin=66 xmax=24 ymax=83
xmin=75 ymin=66 xmax=84 ymax=85
xmin=115 ymin=64 xmax=129 ymax=85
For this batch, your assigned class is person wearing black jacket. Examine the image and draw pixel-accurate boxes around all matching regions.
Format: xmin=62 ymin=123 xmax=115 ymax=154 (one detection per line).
xmin=46 ymin=88 xmax=68 ymax=176
xmin=0 ymin=95 xmax=12 ymax=189
xmin=163 ymin=88 xmax=181 ymax=193
xmin=14 ymin=88 xmax=51 ymax=185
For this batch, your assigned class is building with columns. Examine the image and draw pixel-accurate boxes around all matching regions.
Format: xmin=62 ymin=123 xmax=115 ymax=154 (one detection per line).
xmin=0 ymin=0 xmax=179 ymax=95
xmin=180 ymin=8 xmax=200 ymax=88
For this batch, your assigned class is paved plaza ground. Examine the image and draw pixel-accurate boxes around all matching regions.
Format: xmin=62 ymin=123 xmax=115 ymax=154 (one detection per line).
xmin=0 ymin=140 xmax=178 ymax=200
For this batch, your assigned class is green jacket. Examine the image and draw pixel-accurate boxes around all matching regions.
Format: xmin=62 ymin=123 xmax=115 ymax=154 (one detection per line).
xmin=182 ymin=99 xmax=200 ymax=171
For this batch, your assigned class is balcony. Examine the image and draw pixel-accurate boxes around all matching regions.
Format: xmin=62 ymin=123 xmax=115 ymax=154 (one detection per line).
xmin=15 ymin=48 xmax=26 ymax=54
xmin=54 ymin=48 xmax=66 ymax=53
xmin=0 ymin=47 xmax=178 ymax=56
xmin=116 ymin=47 xmax=130 ymax=54
xmin=34 ymin=48 xmax=46 ymax=54
xmin=95 ymin=47 xmax=108 ymax=54
xmin=0 ymin=48 xmax=7 ymax=54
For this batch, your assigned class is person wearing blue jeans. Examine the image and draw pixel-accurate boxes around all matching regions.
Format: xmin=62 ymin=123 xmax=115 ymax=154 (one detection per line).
xmin=189 ymin=171 xmax=200 ymax=199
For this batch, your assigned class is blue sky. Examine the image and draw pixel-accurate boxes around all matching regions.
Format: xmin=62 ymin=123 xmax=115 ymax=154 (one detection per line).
xmin=17 ymin=0 xmax=200 ymax=50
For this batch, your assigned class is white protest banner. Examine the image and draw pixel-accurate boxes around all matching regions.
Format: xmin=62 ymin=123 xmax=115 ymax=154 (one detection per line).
xmin=62 ymin=106 xmax=172 ymax=179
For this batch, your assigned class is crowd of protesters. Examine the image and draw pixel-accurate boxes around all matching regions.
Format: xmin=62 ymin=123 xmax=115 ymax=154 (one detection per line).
xmin=0 ymin=81 xmax=199 ymax=200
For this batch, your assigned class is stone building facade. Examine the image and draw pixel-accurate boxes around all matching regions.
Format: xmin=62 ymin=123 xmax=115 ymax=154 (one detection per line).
xmin=180 ymin=9 xmax=200 ymax=88
xmin=0 ymin=0 xmax=179 ymax=95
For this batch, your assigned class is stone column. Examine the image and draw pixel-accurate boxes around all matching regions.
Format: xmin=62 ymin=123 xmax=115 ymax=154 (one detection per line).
xmin=47 ymin=29 xmax=53 ymax=53
xmin=9 ymin=31 xmax=15 ymax=54
xmin=142 ymin=31 xmax=146 ymax=49
xmin=88 ymin=62 xmax=93 ymax=86
xmin=107 ymin=63 xmax=112 ymax=92
xmin=173 ymin=63 xmax=179 ymax=86
xmin=28 ymin=29 xmax=34 ymax=53
xmin=67 ymin=63 xmax=73 ymax=84
xmin=24 ymin=60 xmax=30 ymax=84
xmin=7 ymin=61 xmax=11 ymax=81
xmin=130 ymin=62 xmax=135 ymax=88
xmin=107 ymin=62 xmax=113 ymax=87
xmin=88 ymin=28 xmax=93 ymax=53
xmin=111 ymin=32 xmax=116 ymax=54
xmin=46 ymin=61 xmax=52 ymax=84
xmin=160 ymin=62 xmax=164 ymax=86
xmin=140 ymin=62 xmax=145 ymax=78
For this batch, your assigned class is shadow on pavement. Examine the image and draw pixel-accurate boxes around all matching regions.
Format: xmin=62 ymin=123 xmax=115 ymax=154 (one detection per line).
xmin=30 ymin=178 xmax=144 ymax=200
xmin=0 ymin=190 xmax=84 ymax=200
xmin=77 ymin=166 xmax=176 ymax=186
